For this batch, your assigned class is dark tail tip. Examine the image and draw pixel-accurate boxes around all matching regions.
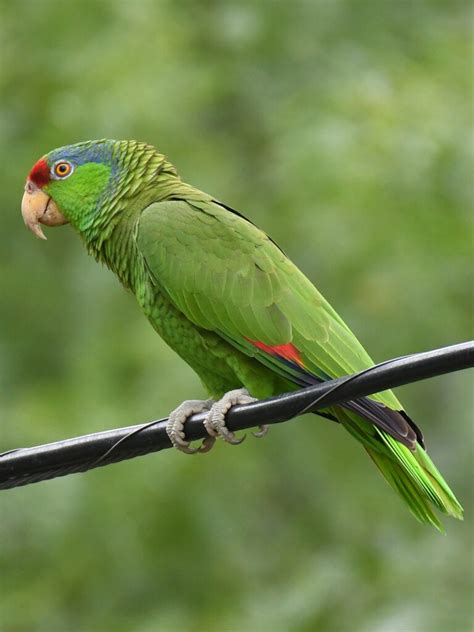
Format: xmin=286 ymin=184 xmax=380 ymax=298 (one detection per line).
xmin=343 ymin=398 xmax=423 ymax=449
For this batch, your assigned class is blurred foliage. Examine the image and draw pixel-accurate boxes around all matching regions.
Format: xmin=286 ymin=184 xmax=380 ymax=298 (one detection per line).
xmin=0 ymin=0 xmax=472 ymax=630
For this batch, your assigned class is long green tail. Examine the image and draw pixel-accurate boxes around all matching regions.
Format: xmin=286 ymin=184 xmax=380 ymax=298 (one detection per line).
xmin=337 ymin=409 xmax=463 ymax=531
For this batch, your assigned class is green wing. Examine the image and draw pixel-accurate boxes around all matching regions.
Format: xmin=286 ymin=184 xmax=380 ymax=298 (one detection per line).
xmin=136 ymin=197 xmax=463 ymax=529
xmin=136 ymin=198 xmax=398 ymax=403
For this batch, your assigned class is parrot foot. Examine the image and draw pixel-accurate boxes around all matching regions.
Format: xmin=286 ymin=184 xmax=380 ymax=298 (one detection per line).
xmin=167 ymin=389 xmax=265 ymax=455
xmin=203 ymin=388 xmax=257 ymax=447
xmin=166 ymin=399 xmax=215 ymax=454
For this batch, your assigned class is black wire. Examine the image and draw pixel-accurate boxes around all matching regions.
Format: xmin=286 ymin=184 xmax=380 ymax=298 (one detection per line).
xmin=87 ymin=417 xmax=169 ymax=470
xmin=0 ymin=341 xmax=472 ymax=490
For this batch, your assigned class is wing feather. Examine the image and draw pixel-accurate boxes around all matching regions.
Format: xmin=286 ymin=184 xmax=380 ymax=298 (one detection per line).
xmin=137 ymin=198 xmax=401 ymax=412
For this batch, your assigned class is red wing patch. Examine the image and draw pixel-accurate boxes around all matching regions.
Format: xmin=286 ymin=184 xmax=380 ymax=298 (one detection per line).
xmin=247 ymin=338 xmax=305 ymax=367
xmin=29 ymin=158 xmax=50 ymax=188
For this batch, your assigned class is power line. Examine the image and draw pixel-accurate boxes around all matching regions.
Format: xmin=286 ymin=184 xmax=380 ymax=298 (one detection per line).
xmin=0 ymin=341 xmax=472 ymax=490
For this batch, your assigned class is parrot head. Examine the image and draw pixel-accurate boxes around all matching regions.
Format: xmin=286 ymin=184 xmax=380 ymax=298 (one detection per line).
xmin=22 ymin=140 xmax=117 ymax=240
xmin=22 ymin=139 xmax=169 ymax=241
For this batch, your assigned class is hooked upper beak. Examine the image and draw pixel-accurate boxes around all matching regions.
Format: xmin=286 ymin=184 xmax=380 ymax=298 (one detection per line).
xmin=21 ymin=181 xmax=68 ymax=240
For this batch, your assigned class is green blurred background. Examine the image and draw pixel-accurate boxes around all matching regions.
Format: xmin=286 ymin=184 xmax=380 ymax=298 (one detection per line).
xmin=0 ymin=1 xmax=472 ymax=630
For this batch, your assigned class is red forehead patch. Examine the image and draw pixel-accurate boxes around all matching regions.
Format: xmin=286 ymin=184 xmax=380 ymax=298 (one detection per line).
xmin=29 ymin=158 xmax=50 ymax=187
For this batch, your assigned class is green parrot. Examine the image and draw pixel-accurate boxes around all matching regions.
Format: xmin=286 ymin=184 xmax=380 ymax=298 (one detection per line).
xmin=22 ymin=139 xmax=462 ymax=530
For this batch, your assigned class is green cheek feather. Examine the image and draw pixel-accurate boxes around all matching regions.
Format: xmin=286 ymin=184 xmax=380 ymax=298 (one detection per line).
xmin=45 ymin=163 xmax=112 ymax=232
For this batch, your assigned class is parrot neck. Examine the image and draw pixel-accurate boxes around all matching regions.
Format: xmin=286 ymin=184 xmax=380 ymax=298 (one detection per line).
xmin=79 ymin=143 xmax=182 ymax=292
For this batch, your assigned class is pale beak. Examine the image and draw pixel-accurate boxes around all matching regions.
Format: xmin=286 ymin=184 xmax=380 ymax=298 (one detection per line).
xmin=21 ymin=181 xmax=68 ymax=240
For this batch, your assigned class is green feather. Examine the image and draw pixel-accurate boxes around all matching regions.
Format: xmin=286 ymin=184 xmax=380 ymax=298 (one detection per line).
xmin=36 ymin=139 xmax=463 ymax=529
xmin=136 ymin=196 xmax=463 ymax=528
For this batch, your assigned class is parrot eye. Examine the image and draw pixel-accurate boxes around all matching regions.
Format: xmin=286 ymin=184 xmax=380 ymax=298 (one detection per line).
xmin=52 ymin=161 xmax=73 ymax=179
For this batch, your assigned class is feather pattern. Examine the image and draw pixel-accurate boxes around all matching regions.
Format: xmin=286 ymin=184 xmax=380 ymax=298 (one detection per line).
xmin=32 ymin=139 xmax=463 ymax=529
xmin=137 ymin=195 xmax=463 ymax=528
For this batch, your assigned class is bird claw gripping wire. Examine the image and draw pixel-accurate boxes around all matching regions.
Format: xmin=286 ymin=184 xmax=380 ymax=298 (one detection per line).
xmin=166 ymin=399 xmax=215 ymax=454
xmin=166 ymin=388 xmax=264 ymax=454
xmin=203 ymin=388 xmax=258 ymax=448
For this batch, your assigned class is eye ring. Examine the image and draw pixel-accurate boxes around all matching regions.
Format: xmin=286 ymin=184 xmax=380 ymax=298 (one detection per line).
xmin=52 ymin=161 xmax=73 ymax=179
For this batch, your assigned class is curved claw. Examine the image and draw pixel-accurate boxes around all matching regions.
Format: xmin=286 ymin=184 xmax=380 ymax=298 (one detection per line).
xmin=174 ymin=440 xmax=200 ymax=455
xmin=198 ymin=435 xmax=216 ymax=453
xmin=252 ymin=425 xmax=269 ymax=439
xmin=218 ymin=427 xmax=246 ymax=445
